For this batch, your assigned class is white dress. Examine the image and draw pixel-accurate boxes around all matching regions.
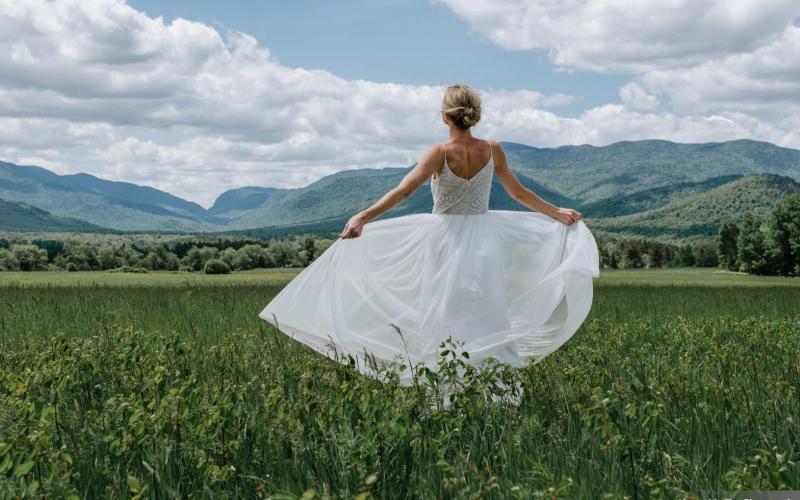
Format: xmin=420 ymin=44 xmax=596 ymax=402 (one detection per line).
xmin=258 ymin=141 xmax=600 ymax=387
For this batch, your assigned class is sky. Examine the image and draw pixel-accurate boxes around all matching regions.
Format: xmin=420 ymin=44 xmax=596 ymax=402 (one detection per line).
xmin=1 ymin=0 xmax=799 ymax=207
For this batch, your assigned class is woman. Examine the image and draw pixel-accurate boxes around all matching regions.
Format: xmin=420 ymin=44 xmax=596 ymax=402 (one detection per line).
xmin=259 ymin=83 xmax=599 ymax=391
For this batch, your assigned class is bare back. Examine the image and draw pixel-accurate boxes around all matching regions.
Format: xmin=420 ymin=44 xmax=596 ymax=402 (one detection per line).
xmin=434 ymin=139 xmax=493 ymax=181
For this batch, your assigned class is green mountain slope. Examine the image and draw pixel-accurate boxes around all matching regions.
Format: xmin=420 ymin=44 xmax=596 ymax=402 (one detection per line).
xmin=208 ymin=166 xmax=575 ymax=229
xmin=591 ymin=174 xmax=800 ymax=240
xmin=582 ymin=175 xmax=743 ymax=218
xmin=505 ymin=139 xmax=800 ymax=203
xmin=0 ymin=199 xmax=102 ymax=231
xmin=0 ymin=161 xmax=217 ymax=232
xmin=3 ymin=138 xmax=800 ymax=238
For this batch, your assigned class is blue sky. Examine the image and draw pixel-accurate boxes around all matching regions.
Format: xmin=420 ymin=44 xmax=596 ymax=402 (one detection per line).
xmin=127 ymin=0 xmax=627 ymax=117
xmin=1 ymin=0 xmax=798 ymax=205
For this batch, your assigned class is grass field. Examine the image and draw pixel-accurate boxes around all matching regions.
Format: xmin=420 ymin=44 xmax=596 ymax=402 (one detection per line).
xmin=1 ymin=268 xmax=799 ymax=497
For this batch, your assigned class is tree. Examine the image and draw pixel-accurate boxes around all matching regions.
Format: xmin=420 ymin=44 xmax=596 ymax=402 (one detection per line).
xmin=143 ymin=245 xmax=180 ymax=271
xmin=737 ymin=212 xmax=767 ymax=274
xmin=691 ymin=239 xmax=719 ymax=267
xmin=765 ymin=193 xmax=800 ymax=276
xmin=97 ymin=244 xmax=121 ymax=270
xmin=621 ymin=245 xmax=643 ymax=269
xmin=716 ymin=218 xmax=739 ymax=271
xmin=234 ymin=244 xmax=268 ymax=270
xmin=220 ymin=248 xmax=237 ymax=269
xmin=675 ymin=244 xmax=695 ymax=267
xmin=117 ymin=243 xmax=144 ymax=268
xmin=60 ymin=242 xmax=99 ymax=270
xmin=648 ymin=245 xmax=664 ymax=268
xmin=265 ymin=239 xmax=298 ymax=268
xmin=601 ymin=240 xmax=621 ymax=269
xmin=10 ymin=244 xmax=49 ymax=271
xmin=0 ymin=248 xmax=19 ymax=271
xmin=183 ymin=246 xmax=220 ymax=271
xmin=302 ymin=235 xmax=316 ymax=264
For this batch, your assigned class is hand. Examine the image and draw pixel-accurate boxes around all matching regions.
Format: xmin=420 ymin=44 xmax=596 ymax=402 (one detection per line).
xmin=551 ymin=207 xmax=582 ymax=225
xmin=339 ymin=212 xmax=368 ymax=239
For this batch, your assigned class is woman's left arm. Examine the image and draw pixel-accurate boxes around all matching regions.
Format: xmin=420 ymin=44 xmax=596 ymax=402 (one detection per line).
xmin=339 ymin=144 xmax=443 ymax=239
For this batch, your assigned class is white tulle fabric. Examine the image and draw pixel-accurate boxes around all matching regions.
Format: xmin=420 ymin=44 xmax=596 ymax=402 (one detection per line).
xmin=259 ymin=143 xmax=600 ymax=386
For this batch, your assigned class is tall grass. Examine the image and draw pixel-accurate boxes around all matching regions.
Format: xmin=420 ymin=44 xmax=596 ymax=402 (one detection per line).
xmin=1 ymin=273 xmax=799 ymax=497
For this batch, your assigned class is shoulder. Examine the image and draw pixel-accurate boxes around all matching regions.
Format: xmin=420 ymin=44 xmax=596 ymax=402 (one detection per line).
xmin=423 ymin=143 xmax=446 ymax=157
xmin=485 ymin=139 xmax=500 ymax=149
xmin=485 ymin=139 xmax=504 ymax=155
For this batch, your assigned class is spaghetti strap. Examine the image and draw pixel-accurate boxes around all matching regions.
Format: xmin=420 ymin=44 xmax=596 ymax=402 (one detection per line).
xmin=442 ymin=143 xmax=447 ymax=166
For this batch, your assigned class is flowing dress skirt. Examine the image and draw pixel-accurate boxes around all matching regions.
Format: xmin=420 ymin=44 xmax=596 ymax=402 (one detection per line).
xmin=259 ymin=210 xmax=600 ymax=387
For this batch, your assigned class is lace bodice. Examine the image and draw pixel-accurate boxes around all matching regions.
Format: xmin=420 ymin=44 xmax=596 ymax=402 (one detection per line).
xmin=431 ymin=141 xmax=493 ymax=215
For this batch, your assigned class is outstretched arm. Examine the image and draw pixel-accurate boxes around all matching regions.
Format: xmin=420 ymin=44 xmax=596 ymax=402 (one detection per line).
xmin=339 ymin=144 xmax=443 ymax=239
xmin=490 ymin=141 xmax=582 ymax=225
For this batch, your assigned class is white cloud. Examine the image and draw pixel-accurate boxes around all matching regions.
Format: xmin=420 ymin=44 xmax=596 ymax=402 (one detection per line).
xmin=619 ymin=83 xmax=659 ymax=112
xmin=0 ymin=0 xmax=798 ymax=207
xmin=432 ymin=0 xmax=800 ymax=73
xmin=0 ymin=117 xmax=113 ymax=149
xmin=640 ymin=25 xmax=800 ymax=119
xmin=482 ymin=104 xmax=794 ymax=150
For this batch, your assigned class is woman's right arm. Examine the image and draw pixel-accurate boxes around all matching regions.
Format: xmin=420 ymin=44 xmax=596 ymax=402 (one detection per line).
xmin=491 ymin=141 xmax=582 ymax=225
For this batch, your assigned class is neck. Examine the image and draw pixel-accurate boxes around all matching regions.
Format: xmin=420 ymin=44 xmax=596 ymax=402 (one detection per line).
xmin=448 ymin=126 xmax=473 ymax=141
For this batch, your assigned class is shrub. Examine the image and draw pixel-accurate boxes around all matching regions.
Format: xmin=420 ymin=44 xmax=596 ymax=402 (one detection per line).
xmin=108 ymin=265 xmax=149 ymax=273
xmin=10 ymin=244 xmax=49 ymax=271
xmin=0 ymin=248 xmax=20 ymax=271
xmin=203 ymin=259 xmax=230 ymax=274
xmin=184 ymin=246 xmax=221 ymax=271
xmin=65 ymin=262 xmax=79 ymax=272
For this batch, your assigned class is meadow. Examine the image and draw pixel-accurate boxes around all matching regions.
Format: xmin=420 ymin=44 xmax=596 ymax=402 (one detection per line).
xmin=1 ymin=268 xmax=799 ymax=498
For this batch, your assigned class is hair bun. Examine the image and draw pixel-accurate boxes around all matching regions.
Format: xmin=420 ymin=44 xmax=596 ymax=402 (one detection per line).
xmin=441 ymin=83 xmax=482 ymax=129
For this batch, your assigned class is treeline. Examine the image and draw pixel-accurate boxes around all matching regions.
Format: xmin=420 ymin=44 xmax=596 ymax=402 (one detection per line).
xmin=596 ymin=235 xmax=718 ymax=269
xmin=715 ymin=193 xmax=800 ymax=276
xmin=1 ymin=230 xmax=727 ymax=274
xmin=7 ymin=194 xmax=797 ymax=275
xmin=0 ymin=234 xmax=335 ymax=273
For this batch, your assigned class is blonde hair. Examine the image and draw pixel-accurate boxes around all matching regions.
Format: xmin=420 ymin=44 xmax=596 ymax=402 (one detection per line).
xmin=441 ymin=83 xmax=482 ymax=129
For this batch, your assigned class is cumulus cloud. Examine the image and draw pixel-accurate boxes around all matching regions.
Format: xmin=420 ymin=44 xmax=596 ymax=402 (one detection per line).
xmin=0 ymin=0 xmax=798 ymax=206
xmin=619 ymin=83 xmax=659 ymax=112
xmin=639 ymin=25 xmax=800 ymax=119
xmin=432 ymin=0 xmax=800 ymax=73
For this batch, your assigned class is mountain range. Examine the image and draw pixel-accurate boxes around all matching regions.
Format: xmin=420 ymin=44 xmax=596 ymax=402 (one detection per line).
xmin=2 ymin=138 xmax=800 ymax=242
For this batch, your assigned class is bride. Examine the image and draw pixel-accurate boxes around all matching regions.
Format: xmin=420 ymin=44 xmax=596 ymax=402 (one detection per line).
xmin=259 ymin=83 xmax=599 ymax=393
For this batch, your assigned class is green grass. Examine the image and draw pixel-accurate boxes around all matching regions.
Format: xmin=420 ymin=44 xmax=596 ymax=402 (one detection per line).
xmin=4 ymin=266 xmax=800 ymax=288
xmin=1 ymin=268 xmax=799 ymax=497
xmin=0 ymin=268 xmax=307 ymax=287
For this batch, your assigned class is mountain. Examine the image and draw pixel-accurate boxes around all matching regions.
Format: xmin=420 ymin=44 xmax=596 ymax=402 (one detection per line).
xmin=207 ymin=166 xmax=575 ymax=229
xmin=504 ymin=139 xmax=800 ymax=203
xmin=0 ymin=161 xmax=217 ymax=232
xmin=590 ymin=174 xmax=800 ymax=240
xmin=0 ymin=199 xmax=103 ymax=231
xmin=2 ymin=138 xmax=800 ymax=240
xmin=582 ymin=175 xmax=743 ymax=218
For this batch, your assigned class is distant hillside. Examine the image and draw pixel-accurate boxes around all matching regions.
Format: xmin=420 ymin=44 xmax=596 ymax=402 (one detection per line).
xmin=505 ymin=139 xmax=800 ymax=203
xmin=582 ymin=175 xmax=743 ymax=218
xmin=0 ymin=161 xmax=216 ymax=232
xmin=591 ymin=174 xmax=800 ymax=240
xmin=208 ymin=166 xmax=575 ymax=229
xmin=3 ymin=138 xmax=800 ymax=240
xmin=0 ymin=199 xmax=102 ymax=231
